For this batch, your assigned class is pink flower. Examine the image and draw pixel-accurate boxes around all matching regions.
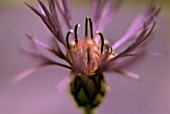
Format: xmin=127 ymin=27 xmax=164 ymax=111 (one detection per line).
xmin=14 ymin=0 xmax=160 ymax=88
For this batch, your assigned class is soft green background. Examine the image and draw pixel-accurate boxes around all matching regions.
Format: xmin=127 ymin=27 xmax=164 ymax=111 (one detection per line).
xmin=0 ymin=0 xmax=169 ymax=17
xmin=0 ymin=0 xmax=170 ymax=7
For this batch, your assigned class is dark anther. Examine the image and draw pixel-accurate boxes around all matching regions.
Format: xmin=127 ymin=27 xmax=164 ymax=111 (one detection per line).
xmin=66 ymin=29 xmax=73 ymax=49
xmin=85 ymin=17 xmax=88 ymax=37
xmin=74 ymin=24 xmax=80 ymax=44
xmin=88 ymin=17 xmax=94 ymax=39
xmin=85 ymin=17 xmax=94 ymax=39
xmin=96 ymin=31 xmax=104 ymax=54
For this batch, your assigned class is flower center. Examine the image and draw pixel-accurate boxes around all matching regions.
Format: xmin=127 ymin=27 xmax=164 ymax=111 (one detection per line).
xmin=66 ymin=17 xmax=115 ymax=76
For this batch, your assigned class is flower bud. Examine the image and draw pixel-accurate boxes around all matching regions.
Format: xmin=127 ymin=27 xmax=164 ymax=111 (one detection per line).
xmin=70 ymin=73 xmax=106 ymax=108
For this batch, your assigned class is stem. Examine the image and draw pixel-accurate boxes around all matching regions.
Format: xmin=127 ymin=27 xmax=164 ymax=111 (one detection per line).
xmin=83 ymin=107 xmax=95 ymax=114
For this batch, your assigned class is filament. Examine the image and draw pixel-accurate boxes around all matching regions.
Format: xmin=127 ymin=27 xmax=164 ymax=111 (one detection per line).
xmin=88 ymin=17 xmax=94 ymax=39
xmin=74 ymin=24 xmax=80 ymax=44
xmin=85 ymin=17 xmax=88 ymax=37
xmin=66 ymin=29 xmax=73 ymax=49
xmin=85 ymin=17 xmax=94 ymax=39
xmin=96 ymin=31 xmax=104 ymax=54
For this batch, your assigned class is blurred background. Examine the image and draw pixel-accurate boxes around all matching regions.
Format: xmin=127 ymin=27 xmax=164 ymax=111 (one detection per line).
xmin=0 ymin=0 xmax=170 ymax=114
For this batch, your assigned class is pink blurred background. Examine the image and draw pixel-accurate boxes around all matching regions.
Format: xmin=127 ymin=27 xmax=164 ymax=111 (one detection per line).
xmin=0 ymin=0 xmax=170 ymax=114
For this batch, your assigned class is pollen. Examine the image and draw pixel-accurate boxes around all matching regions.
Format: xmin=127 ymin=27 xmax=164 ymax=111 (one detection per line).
xmin=70 ymin=40 xmax=76 ymax=46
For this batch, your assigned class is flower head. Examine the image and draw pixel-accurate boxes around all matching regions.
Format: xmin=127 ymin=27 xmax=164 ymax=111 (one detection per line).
xmin=15 ymin=0 xmax=161 ymax=110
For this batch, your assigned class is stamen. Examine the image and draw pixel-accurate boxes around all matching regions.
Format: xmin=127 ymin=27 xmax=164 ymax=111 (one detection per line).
xmin=85 ymin=17 xmax=94 ymax=39
xmin=88 ymin=17 xmax=94 ymax=39
xmin=74 ymin=24 xmax=80 ymax=44
xmin=85 ymin=17 xmax=88 ymax=37
xmin=96 ymin=31 xmax=104 ymax=54
xmin=66 ymin=29 xmax=73 ymax=49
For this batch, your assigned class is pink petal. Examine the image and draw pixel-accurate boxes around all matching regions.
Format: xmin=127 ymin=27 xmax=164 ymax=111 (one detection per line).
xmin=55 ymin=0 xmax=73 ymax=29
xmin=54 ymin=75 xmax=73 ymax=92
xmin=12 ymin=63 xmax=49 ymax=83
xmin=12 ymin=65 xmax=42 ymax=83
xmin=38 ymin=3 xmax=46 ymax=16
xmin=115 ymin=69 xmax=141 ymax=81
xmin=97 ymin=1 xmax=113 ymax=32
xmin=32 ymin=37 xmax=52 ymax=51
xmin=94 ymin=1 xmax=123 ymax=42
xmin=112 ymin=6 xmax=160 ymax=50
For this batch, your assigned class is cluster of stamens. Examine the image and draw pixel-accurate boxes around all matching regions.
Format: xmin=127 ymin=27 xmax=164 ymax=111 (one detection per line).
xmin=66 ymin=17 xmax=115 ymax=76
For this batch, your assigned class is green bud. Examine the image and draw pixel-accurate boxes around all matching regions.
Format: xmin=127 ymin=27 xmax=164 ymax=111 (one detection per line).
xmin=70 ymin=73 xmax=106 ymax=108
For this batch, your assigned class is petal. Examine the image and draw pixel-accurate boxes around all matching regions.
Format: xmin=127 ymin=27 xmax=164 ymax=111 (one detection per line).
xmin=13 ymin=61 xmax=71 ymax=83
xmin=109 ymin=18 xmax=156 ymax=63
xmin=93 ymin=0 xmax=123 ymax=42
xmin=54 ymin=75 xmax=73 ymax=92
xmin=98 ymin=0 xmax=123 ymax=32
xmin=115 ymin=69 xmax=141 ymax=81
xmin=92 ymin=0 xmax=100 ymax=23
xmin=55 ymin=0 xmax=73 ymax=29
xmin=62 ymin=0 xmax=74 ymax=28
xmin=105 ymin=19 xmax=156 ymax=71
xmin=106 ymin=49 xmax=145 ymax=72
xmin=26 ymin=1 xmax=66 ymax=46
xmin=96 ymin=1 xmax=113 ymax=32
xmin=112 ymin=5 xmax=160 ymax=50
xmin=12 ymin=65 xmax=44 ymax=83
xmin=26 ymin=34 xmax=53 ymax=51
xmin=23 ymin=34 xmax=70 ymax=64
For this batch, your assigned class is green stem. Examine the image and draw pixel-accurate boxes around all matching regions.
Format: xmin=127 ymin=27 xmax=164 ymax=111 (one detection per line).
xmin=83 ymin=107 xmax=95 ymax=114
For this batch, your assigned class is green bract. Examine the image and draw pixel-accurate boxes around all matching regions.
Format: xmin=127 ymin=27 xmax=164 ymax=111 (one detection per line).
xmin=70 ymin=73 xmax=106 ymax=108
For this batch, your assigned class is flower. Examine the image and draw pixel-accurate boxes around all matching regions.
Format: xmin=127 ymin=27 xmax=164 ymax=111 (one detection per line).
xmin=15 ymin=0 xmax=161 ymax=110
